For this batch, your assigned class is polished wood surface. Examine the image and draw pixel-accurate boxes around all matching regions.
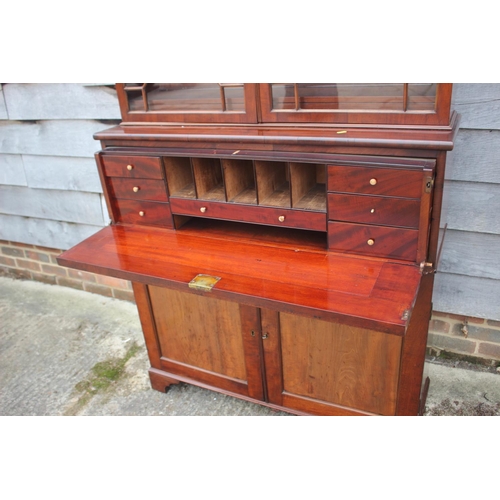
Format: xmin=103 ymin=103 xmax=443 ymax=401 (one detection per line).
xmin=58 ymin=221 xmax=421 ymax=335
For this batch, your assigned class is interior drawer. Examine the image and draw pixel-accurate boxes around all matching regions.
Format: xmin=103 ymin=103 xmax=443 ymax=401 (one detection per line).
xmin=328 ymin=165 xmax=424 ymax=198
xmin=101 ymin=154 xmax=164 ymax=179
xmin=169 ymin=198 xmax=327 ymax=231
xmin=107 ymin=177 xmax=168 ymax=202
xmin=328 ymin=193 xmax=420 ymax=228
xmin=113 ymin=199 xmax=173 ymax=227
xmin=328 ymin=221 xmax=418 ymax=261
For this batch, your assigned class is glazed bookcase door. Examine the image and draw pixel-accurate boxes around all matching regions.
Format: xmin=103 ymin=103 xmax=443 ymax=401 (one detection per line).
xmin=117 ymin=83 xmax=259 ymax=124
xmin=258 ymin=83 xmax=452 ymax=126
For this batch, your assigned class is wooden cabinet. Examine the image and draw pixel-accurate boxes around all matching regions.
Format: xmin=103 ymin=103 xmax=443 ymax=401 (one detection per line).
xmin=58 ymin=82 xmax=459 ymax=416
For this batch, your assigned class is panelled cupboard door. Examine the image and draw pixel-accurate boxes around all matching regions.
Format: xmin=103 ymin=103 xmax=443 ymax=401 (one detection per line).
xmin=147 ymin=286 xmax=265 ymax=400
xmin=261 ymin=310 xmax=403 ymax=416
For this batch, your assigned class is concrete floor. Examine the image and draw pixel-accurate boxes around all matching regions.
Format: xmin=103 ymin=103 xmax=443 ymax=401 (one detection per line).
xmin=1 ymin=275 xmax=499 ymax=416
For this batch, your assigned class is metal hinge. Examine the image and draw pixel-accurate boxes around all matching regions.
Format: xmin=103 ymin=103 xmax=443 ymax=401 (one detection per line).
xmin=188 ymin=274 xmax=221 ymax=292
xmin=425 ymin=176 xmax=435 ymax=193
xmin=420 ymin=261 xmax=435 ymax=275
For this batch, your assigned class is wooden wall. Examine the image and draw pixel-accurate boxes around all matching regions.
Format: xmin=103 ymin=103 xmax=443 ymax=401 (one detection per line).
xmin=0 ymin=83 xmax=120 ymax=249
xmin=434 ymin=83 xmax=500 ymax=321
xmin=0 ymin=83 xmax=498 ymax=321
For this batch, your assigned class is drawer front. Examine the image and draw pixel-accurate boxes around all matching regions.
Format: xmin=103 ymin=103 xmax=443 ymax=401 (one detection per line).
xmin=328 ymin=193 xmax=420 ymax=228
xmin=108 ymin=177 xmax=168 ymax=202
xmin=328 ymin=221 xmax=418 ymax=261
xmin=328 ymin=165 xmax=424 ymax=198
xmin=113 ymin=199 xmax=173 ymax=227
xmin=170 ymin=198 xmax=326 ymax=231
xmin=101 ymin=155 xmax=164 ymax=179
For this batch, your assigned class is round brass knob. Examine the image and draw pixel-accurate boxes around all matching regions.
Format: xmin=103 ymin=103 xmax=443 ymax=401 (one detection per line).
xmin=370 ymin=208 xmax=375 ymax=213
xmin=200 ymin=207 xmax=207 ymax=213
xmin=133 ymin=186 xmax=140 ymax=193
xmin=367 ymin=238 xmax=375 ymax=246
xmin=369 ymin=178 xmax=377 ymax=186
xmin=139 ymin=211 xmax=145 ymax=217
xmin=127 ymin=164 xmax=134 ymax=171
xmin=278 ymin=215 xmax=285 ymax=222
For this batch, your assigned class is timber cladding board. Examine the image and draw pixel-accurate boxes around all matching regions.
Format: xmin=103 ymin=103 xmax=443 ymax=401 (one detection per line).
xmin=0 ymin=214 xmax=104 ymax=250
xmin=0 ymin=154 xmax=27 ymax=186
xmin=0 ymin=120 xmax=115 ymax=158
xmin=2 ymin=84 xmax=120 ymax=121
xmin=22 ymin=155 xmax=103 ymax=193
xmin=451 ymin=83 xmax=500 ymax=129
xmin=0 ymin=185 xmax=105 ymax=226
xmin=0 ymin=85 xmax=7 ymax=120
xmin=434 ymin=272 xmax=500 ymax=322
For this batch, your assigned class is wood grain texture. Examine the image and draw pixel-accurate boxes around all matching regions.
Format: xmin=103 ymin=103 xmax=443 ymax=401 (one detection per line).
xmin=148 ymin=287 xmax=248 ymax=381
xmin=328 ymin=193 xmax=420 ymax=228
xmin=328 ymin=165 xmax=424 ymax=198
xmin=279 ymin=313 xmax=402 ymax=415
xmin=57 ymin=223 xmax=422 ymax=334
xmin=169 ymin=198 xmax=326 ymax=231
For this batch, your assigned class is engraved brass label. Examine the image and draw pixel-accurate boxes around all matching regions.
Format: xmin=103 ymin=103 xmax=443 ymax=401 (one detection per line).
xmin=188 ymin=274 xmax=221 ymax=292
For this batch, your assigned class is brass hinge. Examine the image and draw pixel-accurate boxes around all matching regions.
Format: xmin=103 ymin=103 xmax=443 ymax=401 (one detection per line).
xmin=419 ymin=261 xmax=435 ymax=275
xmin=425 ymin=176 xmax=435 ymax=193
xmin=188 ymin=274 xmax=221 ymax=292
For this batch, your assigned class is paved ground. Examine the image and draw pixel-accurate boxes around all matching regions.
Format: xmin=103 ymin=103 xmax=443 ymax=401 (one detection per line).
xmin=1 ymin=275 xmax=499 ymax=416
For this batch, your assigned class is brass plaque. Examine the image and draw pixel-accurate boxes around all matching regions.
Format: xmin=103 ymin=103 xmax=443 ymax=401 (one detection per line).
xmin=188 ymin=274 xmax=221 ymax=292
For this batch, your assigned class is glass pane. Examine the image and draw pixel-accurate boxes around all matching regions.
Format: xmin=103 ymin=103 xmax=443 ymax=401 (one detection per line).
xmin=407 ymin=83 xmax=437 ymax=111
xmin=271 ymin=83 xmax=405 ymax=111
xmin=125 ymin=84 xmax=245 ymax=113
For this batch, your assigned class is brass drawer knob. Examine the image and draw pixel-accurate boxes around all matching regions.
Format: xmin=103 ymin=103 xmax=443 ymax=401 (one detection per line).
xmin=133 ymin=186 xmax=140 ymax=193
xmin=200 ymin=207 xmax=207 ymax=213
xmin=367 ymin=238 xmax=375 ymax=246
xmin=127 ymin=164 xmax=134 ymax=171
xmin=278 ymin=215 xmax=285 ymax=222
xmin=139 ymin=211 xmax=145 ymax=217
xmin=369 ymin=178 xmax=377 ymax=186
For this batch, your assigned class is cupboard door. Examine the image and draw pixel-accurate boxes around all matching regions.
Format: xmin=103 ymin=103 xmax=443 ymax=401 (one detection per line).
xmin=147 ymin=286 xmax=264 ymax=400
xmin=262 ymin=310 xmax=403 ymax=416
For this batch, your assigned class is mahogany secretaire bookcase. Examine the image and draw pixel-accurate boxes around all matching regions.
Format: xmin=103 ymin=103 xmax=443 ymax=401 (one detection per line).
xmin=58 ymin=83 xmax=459 ymax=416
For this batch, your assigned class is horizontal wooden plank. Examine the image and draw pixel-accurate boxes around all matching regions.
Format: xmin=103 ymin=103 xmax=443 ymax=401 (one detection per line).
xmin=440 ymin=180 xmax=500 ymax=234
xmin=0 ymin=119 xmax=114 ymax=158
xmin=0 ymin=185 xmax=106 ymax=225
xmin=0 ymin=154 xmax=27 ymax=186
xmin=434 ymin=272 xmax=500 ymax=321
xmin=3 ymin=83 xmax=120 ymax=120
xmin=22 ymin=155 xmax=102 ymax=193
xmin=0 ymin=213 xmax=104 ymax=250
xmin=451 ymin=83 xmax=500 ymax=130
xmin=446 ymin=129 xmax=500 ymax=184
xmin=438 ymin=229 xmax=500 ymax=280
xmin=0 ymin=85 xmax=7 ymax=120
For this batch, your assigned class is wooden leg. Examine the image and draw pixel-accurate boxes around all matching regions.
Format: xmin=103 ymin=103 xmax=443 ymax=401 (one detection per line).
xmin=149 ymin=368 xmax=181 ymax=393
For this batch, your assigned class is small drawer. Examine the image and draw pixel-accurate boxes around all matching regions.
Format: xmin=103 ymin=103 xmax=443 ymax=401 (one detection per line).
xmin=101 ymin=155 xmax=163 ymax=179
xmin=107 ymin=178 xmax=168 ymax=202
xmin=328 ymin=193 xmax=420 ymax=228
xmin=113 ymin=199 xmax=173 ymax=227
xmin=328 ymin=221 xmax=418 ymax=261
xmin=170 ymin=198 xmax=327 ymax=232
xmin=328 ymin=165 xmax=424 ymax=198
